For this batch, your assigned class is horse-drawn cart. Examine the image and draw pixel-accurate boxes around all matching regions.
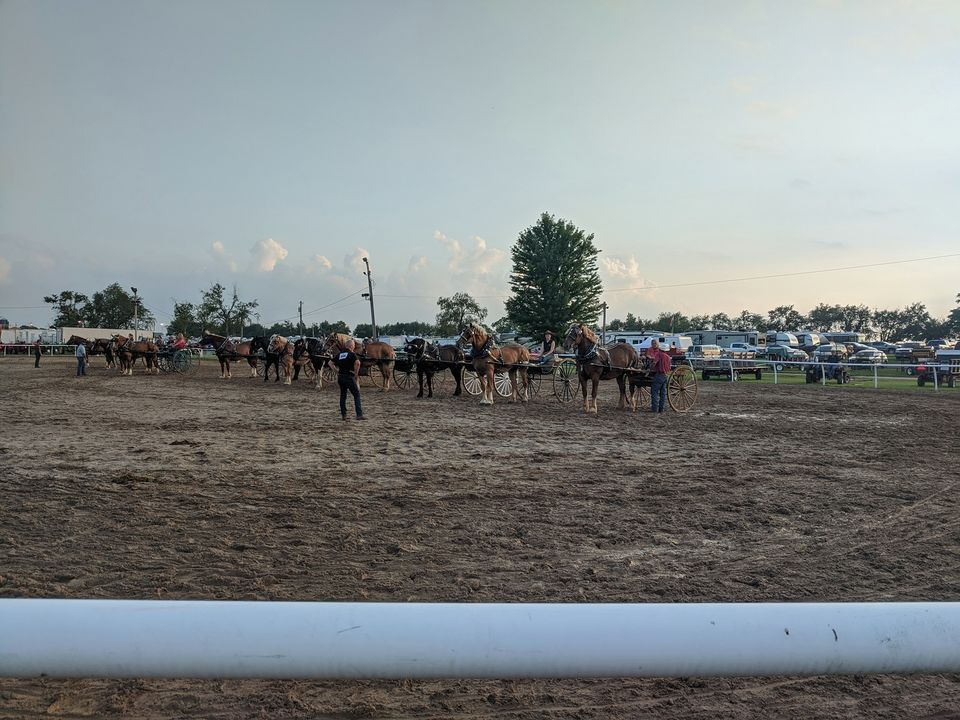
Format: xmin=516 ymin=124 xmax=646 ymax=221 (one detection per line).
xmin=461 ymin=356 xmax=580 ymax=402
xmin=156 ymin=348 xmax=197 ymax=374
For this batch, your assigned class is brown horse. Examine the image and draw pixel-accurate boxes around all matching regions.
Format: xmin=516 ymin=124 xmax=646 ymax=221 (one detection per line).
xmin=458 ymin=322 xmax=529 ymax=405
xmin=114 ymin=335 xmax=159 ymax=375
xmin=563 ymin=323 xmax=638 ymax=413
xmin=66 ymin=335 xmax=115 ymax=369
xmin=202 ymin=331 xmax=259 ymax=379
xmin=323 ymin=333 xmax=397 ymax=390
xmin=267 ymin=334 xmax=295 ymax=385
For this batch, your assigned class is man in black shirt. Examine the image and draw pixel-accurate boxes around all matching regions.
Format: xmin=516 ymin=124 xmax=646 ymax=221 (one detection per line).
xmin=332 ymin=339 xmax=365 ymax=421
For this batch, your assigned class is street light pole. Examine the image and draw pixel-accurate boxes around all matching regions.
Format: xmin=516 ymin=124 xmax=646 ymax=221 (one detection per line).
xmin=131 ymin=287 xmax=139 ymax=340
xmin=362 ymin=257 xmax=377 ymax=339
xmin=601 ymin=302 xmax=608 ymax=345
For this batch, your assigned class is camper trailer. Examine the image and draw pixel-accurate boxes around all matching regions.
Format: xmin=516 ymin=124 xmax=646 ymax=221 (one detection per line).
xmin=765 ymin=331 xmax=799 ymax=348
xmin=612 ymin=333 xmax=693 ymax=354
xmin=685 ymin=330 xmax=765 ymax=349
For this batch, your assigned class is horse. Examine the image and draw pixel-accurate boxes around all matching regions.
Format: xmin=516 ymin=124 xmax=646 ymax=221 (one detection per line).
xmin=267 ymin=334 xmax=295 ymax=385
xmin=403 ymin=337 xmax=465 ymax=398
xmin=201 ymin=331 xmax=259 ymax=379
xmin=249 ymin=335 xmax=282 ymax=383
xmin=323 ymin=333 xmax=397 ymax=391
xmin=563 ymin=323 xmax=638 ymax=413
xmin=293 ymin=337 xmax=325 ymax=388
xmin=113 ymin=335 xmax=159 ymax=375
xmin=458 ymin=322 xmax=529 ymax=405
xmin=92 ymin=338 xmax=115 ymax=368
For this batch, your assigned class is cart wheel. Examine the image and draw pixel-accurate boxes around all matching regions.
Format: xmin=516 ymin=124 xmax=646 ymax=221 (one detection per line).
xmin=300 ymin=361 xmax=316 ymax=382
xmin=462 ymin=369 xmax=483 ymax=396
xmin=775 ymin=363 xmax=784 ymax=372
xmin=321 ymin=365 xmax=337 ymax=387
xmin=553 ymin=359 xmax=578 ymax=403
xmin=905 ymin=367 xmax=915 ymax=376
xmin=633 ymin=386 xmax=651 ymax=412
xmin=255 ymin=362 xmax=265 ymax=378
xmin=527 ymin=371 xmax=542 ymax=397
xmin=732 ymin=370 xmax=741 ymax=381
xmin=667 ymin=365 xmax=698 ymax=413
xmin=494 ymin=371 xmax=514 ymax=398
xmin=173 ymin=350 xmax=191 ymax=373
xmin=364 ymin=364 xmax=387 ymax=389
xmin=393 ymin=366 xmax=415 ymax=390
xmin=432 ymin=367 xmax=449 ymax=395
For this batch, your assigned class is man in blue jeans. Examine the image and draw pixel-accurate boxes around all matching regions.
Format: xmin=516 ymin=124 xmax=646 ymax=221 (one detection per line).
xmin=330 ymin=339 xmax=366 ymax=421
xmin=75 ymin=341 xmax=87 ymax=376
xmin=646 ymin=339 xmax=671 ymax=414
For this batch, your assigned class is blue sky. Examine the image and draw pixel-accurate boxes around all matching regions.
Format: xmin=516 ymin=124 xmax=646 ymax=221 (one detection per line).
xmin=1 ymin=0 xmax=958 ymax=330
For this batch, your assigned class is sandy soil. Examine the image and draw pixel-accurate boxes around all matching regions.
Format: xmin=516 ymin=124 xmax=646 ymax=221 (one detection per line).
xmin=2 ymin=356 xmax=959 ymax=719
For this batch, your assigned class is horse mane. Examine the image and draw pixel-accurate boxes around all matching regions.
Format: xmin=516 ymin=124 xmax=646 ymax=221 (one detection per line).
xmin=580 ymin=324 xmax=598 ymax=343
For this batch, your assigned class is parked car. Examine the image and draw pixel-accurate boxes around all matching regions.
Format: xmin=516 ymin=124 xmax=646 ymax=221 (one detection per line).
xmin=762 ymin=344 xmax=808 ymax=369
xmin=848 ymin=348 xmax=887 ymax=364
xmin=727 ymin=342 xmax=760 ymax=353
xmin=811 ymin=343 xmax=849 ymax=361
xmin=868 ymin=341 xmax=898 ymax=353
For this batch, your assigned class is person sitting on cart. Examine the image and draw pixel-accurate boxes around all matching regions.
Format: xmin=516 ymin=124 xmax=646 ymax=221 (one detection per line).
xmin=646 ymin=339 xmax=672 ymax=414
xmin=172 ymin=333 xmax=187 ymax=350
xmin=539 ymin=330 xmax=557 ymax=365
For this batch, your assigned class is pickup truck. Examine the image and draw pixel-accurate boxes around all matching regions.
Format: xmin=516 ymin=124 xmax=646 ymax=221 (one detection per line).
xmin=727 ymin=342 xmax=760 ymax=353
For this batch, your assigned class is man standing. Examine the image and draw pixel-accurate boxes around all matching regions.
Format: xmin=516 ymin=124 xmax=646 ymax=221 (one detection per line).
xmin=646 ymin=339 xmax=672 ymax=414
xmin=332 ymin=339 xmax=365 ymax=421
xmin=75 ymin=340 xmax=87 ymax=376
xmin=33 ymin=339 xmax=42 ymax=368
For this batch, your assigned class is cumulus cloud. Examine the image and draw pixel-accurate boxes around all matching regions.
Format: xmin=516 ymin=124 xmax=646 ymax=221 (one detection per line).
xmin=210 ymin=241 xmax=238 ymax=272
xmin=304 ymin=254 xmax=333 ymax=274
xmin=408 ymin=255 xmax=428 ymax=273
xmin=433 ymin=230 xmax=506 ymax=275
xmin=251 ymin=238 xmax=288 ymax=272
xmin=601 ymin=255 xmax=658 ymax=297
xmin=0 ymin=256 xmax=10 ymax=283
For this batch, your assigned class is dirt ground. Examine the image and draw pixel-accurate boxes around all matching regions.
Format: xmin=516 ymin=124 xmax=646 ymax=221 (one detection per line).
xmin=2 ymin=355 xmax=959 ymax=719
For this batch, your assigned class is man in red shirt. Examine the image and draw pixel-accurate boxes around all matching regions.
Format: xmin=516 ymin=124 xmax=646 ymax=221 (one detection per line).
xmin=646 ymin=339 xmax=672 ymax=414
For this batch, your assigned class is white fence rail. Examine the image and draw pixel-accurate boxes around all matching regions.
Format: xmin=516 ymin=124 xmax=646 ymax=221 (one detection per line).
xmin=1 ymin=600 xmax=959 ymax=679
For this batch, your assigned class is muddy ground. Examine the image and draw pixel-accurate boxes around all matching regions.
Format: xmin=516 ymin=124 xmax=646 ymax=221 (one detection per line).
xmin=1 ymin=356 xmax=959 ymax=719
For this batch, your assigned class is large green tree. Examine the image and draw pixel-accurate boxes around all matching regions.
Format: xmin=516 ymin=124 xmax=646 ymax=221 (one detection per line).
xmin=435 ymin=292 xmax=487 ymax=335
xmin=43 ymin=290 xmax=89 ymax=327
xmin=505 ymin=213 xmax=603 ymax=337
xmin=84 ymin=283 xmax=153 ymax=330
xmin=198 ymin=283 xmax=259 ymax=336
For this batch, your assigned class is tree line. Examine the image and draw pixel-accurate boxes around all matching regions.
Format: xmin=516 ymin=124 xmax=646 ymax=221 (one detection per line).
xmin=43 ymin=213 xmax=959 ymax=343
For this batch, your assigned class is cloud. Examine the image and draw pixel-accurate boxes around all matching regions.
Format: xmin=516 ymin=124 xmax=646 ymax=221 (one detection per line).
xmin=251 ymin=238 xmax=288 ymax=272
xmin=408 ymin=255 xmax=428 ymax=273
xmin=601 ymin=255 xmax=658 ymax=297
xmin=433 ymin=230 xmax=506 ymax=275
xmin=304 ymin=254 xmax=333 ymax=274
xmin=0 ymin=256 xmax=10 ymax=283
xmin=210 ymin=241 xmax=238 ymax=272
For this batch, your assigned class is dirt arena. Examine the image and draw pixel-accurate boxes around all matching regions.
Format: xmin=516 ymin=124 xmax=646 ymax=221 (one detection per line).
xmin=2 ymin=355 xmax=959 ymax=719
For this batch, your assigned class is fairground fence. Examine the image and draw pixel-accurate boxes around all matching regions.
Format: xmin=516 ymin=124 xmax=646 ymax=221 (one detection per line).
xmin=1 ymin=600 xmax=959 ymax=678
xmin=685 ymin=357 xmax=959 ymax=390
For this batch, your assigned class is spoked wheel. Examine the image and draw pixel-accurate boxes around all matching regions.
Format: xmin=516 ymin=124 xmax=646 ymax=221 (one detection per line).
xmin=157 ymin=355 xmax=172 ymax=373
xmin=462 ymin=369 xmax=482 ymax=396
xmin=321 ymin=365 xmax=337 ymax=387
xmin=393 ymin=365 xmax=416 ymax=390
xmin=300 ymin=361 xmax=316 ymax=382
xmin=526 ymin=370 xmax=542 ymax=397
xmin=364 ymin=364 xmax=387 ymax=390
xmin=667 ymin=365 xmax=698 ymax=413
xmin=553 ymin=359 xmax=579 ymax=403
xmin=494 ymin=371 xmax=514 ymax=398
xmin=432 ymin=367 xmax=449 ymax=395
xmin=255 ymin=361 xmax=265 ymax=378
xmin=173 ymin=350 xmax=192 ymax=373
xmin=632 ymin=385 xmax=651 ymax=411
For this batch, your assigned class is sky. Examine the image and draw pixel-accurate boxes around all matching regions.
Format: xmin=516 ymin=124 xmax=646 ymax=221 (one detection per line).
xmin=1 ymin=0 xmax=958 ymax=331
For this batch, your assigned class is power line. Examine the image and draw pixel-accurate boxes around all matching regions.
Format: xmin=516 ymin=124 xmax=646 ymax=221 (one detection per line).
xmin=605 ymin=252 xmax=960 ymax=294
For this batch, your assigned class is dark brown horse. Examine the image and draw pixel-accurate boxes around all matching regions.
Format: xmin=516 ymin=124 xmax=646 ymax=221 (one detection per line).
xmin=267 ymin=335 xmax=295 ymax=385
xmin=323 ymin=333 xmax=396 ymax=390
xmin=293 ymin=337 xmax=325 ymax=389
xmin=249 ymin=335 xmax=283 ymax=383
xmin=66 ymin=336 xmax=115 ymax=368
xmin=458 ymin=322 xmax=529 ymax=405
xmin=403 ymin=337 xmax=465 ymax=398
xmin=563 ymin=323 xmax=638 ymax=413
xmin=114 ymin=335 xmax=159 ymax=375
xmin=201 ymin=331 xmax=260 ymax=379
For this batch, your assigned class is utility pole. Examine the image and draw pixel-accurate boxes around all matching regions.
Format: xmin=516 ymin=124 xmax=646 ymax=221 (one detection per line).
xmin=131 ymin=287 xmax=139 ymax=340
xmin=601 ymin=302 xmax=608 ymax=345
xmin=362 ymin=257 xmax=377 ymax=339
xmin=298 ymin=300 xmax=304 ymax=337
